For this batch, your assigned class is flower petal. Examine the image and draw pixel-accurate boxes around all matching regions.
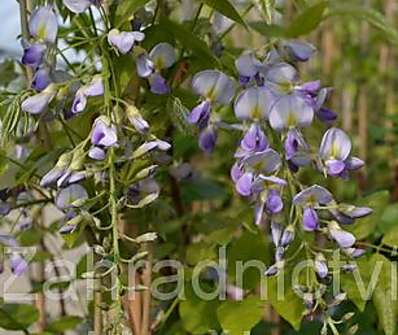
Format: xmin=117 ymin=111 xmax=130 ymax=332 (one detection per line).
xmin=199 ymin=126 xmax=217 ymax=153
xmin=63 ymin=0 xmax=92 ymax=13
xmin=303 ymin=207 xmax=319 ymax=231
xmin=29 ymin=6 xmax=58 ymax=44
xmin=56 ymin=184 xmax=88 ymax=209
xmin=293 ymin=185 xmax=333 ymax=205
xmin=149 ymin=42 xmax=177 ymax=70
xmin=234 ymin=86 xmax=275 ymax=120
xmin=192 ymin=70 xmax=235 ymax=104
xmin=235 ymin=172 xmax=253 ymax=197
xmin=269 ymin=94 xmax=314 ymax=131
xmin=319 ymin=127 xmax=352 ymax=161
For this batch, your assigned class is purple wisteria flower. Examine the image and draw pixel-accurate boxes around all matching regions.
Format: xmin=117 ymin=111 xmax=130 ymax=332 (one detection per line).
xmin=235 ymin=51 xmax=265 ymax=85
xmin=319 ymin=127 xmax=364 ymax=177
xmin=0 ymin=235 xmax=28 ymax=276
xmin=72 ymin=75 xmax=104 ymax=114
xmin=63 ymin=0 xmax=100 ymax=13
xmin=235 ymin=149 xmax=281 ymax=197
xmin=29 ymin=6 xmax=58 ymax=44
xmin=136 ymin=43 xmax=177 ymax=95
xmin=56 ymin=184 xmax=88 ymax=210
xmin=269 ymin=93 xmax=314 ymax=131
xmin=234 ymin=86 xmax=275 ymax=121
xmin=127 ymin=106 xmax=150 ymax=134
xmin=235 ymin=123 xmax=268 ymax=158
xmin=293 ymin=185 xmax=333 ymax=231
xmin=314 ymin=253 xmax=328 ymax=278
xmin=22 ymin=43 xmax=46 ymax=68
xmin=279 ymin=40 xmax=316 ymax=63
xmin=108 ymin=28 xmax=145 ymax=54
xmin=188 ymin=70 xmax=235 ymax=129
xmin=32 ymin=67 xmax=51 ymax=91
xmin=284 ymin=128 xmax=311 ymax=170
xmin=21 ymin=84 xmax=56 ymax=114
xmin=91 ymin=116 xmax=118 ymax=148
xmin=328 ymin=221 xmax=356 ymax=249
xmin=199 ymin=126 xmax=218 ymax=153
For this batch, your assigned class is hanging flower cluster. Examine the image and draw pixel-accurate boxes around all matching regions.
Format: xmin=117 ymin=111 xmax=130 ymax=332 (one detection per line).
xmin=14 ymin=3 xmax=173 ymax=248
xmin=188 ymin=40 xmax=372 ymax=313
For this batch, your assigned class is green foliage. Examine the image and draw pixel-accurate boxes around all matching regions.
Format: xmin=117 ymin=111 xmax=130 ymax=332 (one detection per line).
xmin=198 ymin=0 xmax=247 ymax=27
xmin=46 ymin=316 xmax=83 ymax=332
xmin=0 ymin=303 xmax=39 ymax=331
xmin=217 ymin=296 xmax=264 ymax=335
xmin=371 ymin=254 xmax=398 ymax=335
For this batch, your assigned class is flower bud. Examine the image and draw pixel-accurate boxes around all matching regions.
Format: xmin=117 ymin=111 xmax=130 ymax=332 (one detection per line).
xmin=127 ymin=105 xmax=150 ymax=134
xmin=280 ymin=225 xmax=295 ymax=247
xmin=314 ymin=253 xmax=328 ymax=278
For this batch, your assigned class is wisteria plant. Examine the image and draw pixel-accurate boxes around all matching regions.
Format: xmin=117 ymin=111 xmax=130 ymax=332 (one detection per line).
xmin=0 ymin=0 xmax=397 ymax=335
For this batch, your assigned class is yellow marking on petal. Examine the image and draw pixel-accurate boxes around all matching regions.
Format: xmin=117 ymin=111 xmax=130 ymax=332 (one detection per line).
xmin=154 ymin=58 xmax=165 ymax=70
xmin=37 ymin=23 xmax=48 ymax=41
xmin=251 ymin=104 xmax=261 ymax=119
xmin=287 ymin=112 xmax=297 ymax=127
xmin=330 ymin=141 xmax=340 ymax=159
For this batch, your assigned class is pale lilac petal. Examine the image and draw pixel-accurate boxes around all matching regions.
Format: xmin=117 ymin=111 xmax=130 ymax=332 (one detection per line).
xmin=280 ymin=226 xmax=295 ymax=247
xmin=149 ymin=73 xmax=170 ymax=95
xmin=10 ymin=254 xmax=28 ymax=276
xmin=192 ymin=70 xmax=235 ymax=104
xmin=234 ymin=86 xmax=275 ymax=120
xmin=319 ymin=128 xmax=352 ymax=161
xmin=84 ymin=75 xmax=104 ymax=96
xmin=346 ymin=157 xmax=364 ymax=170
xmin=330 ymin=225 xmax=356 ymax=249
xmin=187 ymin=101 xmax=211 ymax=128
xmin=149 ymin=42 xmax=177 ymax=70
xmin=71 ymin=89 xmax=87 ymax=114
xmin=21 ymin=85 xmax=56 ymax=114
xmin=230 ymin=162 xmax=244 ymax=183
xmin=40 ymin=167 xmax=66 ymax=187
xmin=89 ymin=147 xmax=106 ymax=160
xmin=236 ymin=172 xmax=253 ymax=197
xmin=136 ymin=53 xmax=154 ymax=78
xmin=239 ymin=123 xmax=268 ymax=154
xmin=29 ymin=6 xmax=58 ymax=44
xmin=303 ymin=207 xmax=319 ymax=231
xmin=281 ymin=40 xmax=316 ymax=62
xmin=63 ymin=0 xmax=92 ymax=13
xmin=259 ymin=175 xmax=287 ymax=186
xmin=22 ymin=43 xmax=46 ymax=68
xmin=32 ymin=67 xmax=51 ymax=91
xmin=293 ymin=185 xmax=333 ymax=205
xmin=265 ymin=62 xmax=298 ymax=91
xmin=326 ymin=159 xmax=346 ymax=176
xmin=91 ymin=117 xmax=118 ymax=147
xmin=235 ymin=51 xmax=263 ymax=78
xmin=266 ymin=189 xmax=283 ymax=214
xmin=314 ymin=257 xmax=328 ymax=278
xmin=243 ymin=149 xmax=281 ymax=175
xmin=56 ymin=184 xmax=88 ymax=209
xmin=269 ymin=94 xmax=314 ymax=131
xmin=271 ymin=222 xmax=282 ymax=246
xmin=127 ymin=108 xmax=150 ymax=134
xmin=199 ymin=126 xmax=217 ymax=153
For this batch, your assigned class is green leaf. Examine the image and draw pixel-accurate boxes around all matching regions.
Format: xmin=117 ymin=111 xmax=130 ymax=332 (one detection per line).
xmin=186 ymin=241 xmax=217 ymax=266
xmin=217 ymin=296 xmax=264 ymax=335
xmin=181 ymin=178 xmax=228 ymax=202
xmin=264 ymin=273 xmax=305 ymax=330
xmin=159 ymin=18 xmax=219 ymax=66
xmin=341 ymin=258 xmax=370 ymax=312
xmin=46 ymin=316 xmax=83 ymax=332
xmin=115 ymin=0 xmax=152 ymax=25
xmin=179 ymin=285 xmax=220 ymax=334
xmin=249 ymin=22 xmax=286 ymax=38
xmin=347 ymin=190 xmax=389 ymax=239
xmin=227 ymin=231 xmax=270 ymax=290
xmin=380 ymin=204 xmax=398 ymax=234
xmin=198 ymin=0 xmax=246 ymax=27
xmin=285 ymin=1 xmax=328 ymax=37
xmin=371 ymin=254 xmax=398 ymax=335
xmin=0 ymin=304 xmax=39 ymax=331
xmin=383 ymin=229 xmax=398 ymax=248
